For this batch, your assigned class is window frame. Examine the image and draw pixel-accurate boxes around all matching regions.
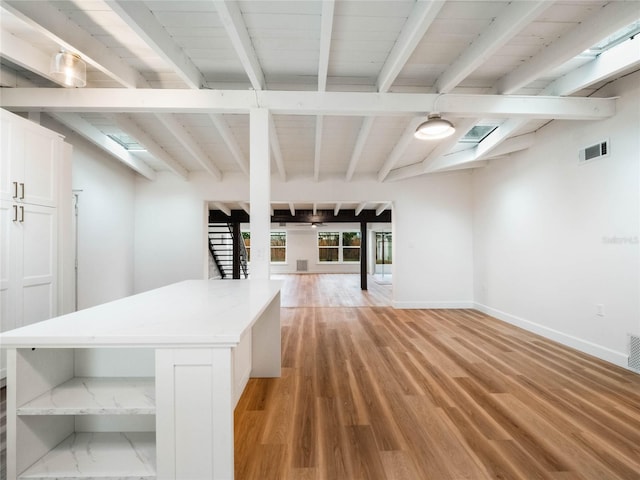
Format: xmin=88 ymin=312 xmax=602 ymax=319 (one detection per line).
xmin=241 ymin=230 xmax=287 ymax=264
xmin=317 ymin=230 xmax=361 ymax=263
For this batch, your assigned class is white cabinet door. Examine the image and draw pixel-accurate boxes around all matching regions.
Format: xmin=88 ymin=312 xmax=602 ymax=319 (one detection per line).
xmin=0 ymin=109 xmax=61 ymax=207
xmin=18 ymin=203 xmax=57 ymax=327
xmin=0 ymin=201 xmax=15 ymax=378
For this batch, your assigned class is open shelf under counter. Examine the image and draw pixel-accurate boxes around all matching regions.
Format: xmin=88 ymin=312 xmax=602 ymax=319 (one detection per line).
xmin=17 ymin=377 xmax=155 ymax=415
xmin=19 ymin=432 xmax=156 ymax=479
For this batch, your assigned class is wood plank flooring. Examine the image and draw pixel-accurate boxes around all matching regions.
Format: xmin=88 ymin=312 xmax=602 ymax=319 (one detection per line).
xmin=235 ymin=275 xmax=640 ymax=479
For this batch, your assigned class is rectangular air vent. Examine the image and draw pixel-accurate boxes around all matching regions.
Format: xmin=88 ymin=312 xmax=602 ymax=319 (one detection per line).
xmin=296 ymin=259 xmax=308 ymax=272
xmin=579 ymin=140 xmax=609 ymax=163
xmin=629 ymin=334 xmax=640 ymax=373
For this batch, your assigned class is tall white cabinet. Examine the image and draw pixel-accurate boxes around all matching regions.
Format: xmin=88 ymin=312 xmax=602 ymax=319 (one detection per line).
xmin=1 ymin=108 xmax=64 ymax=379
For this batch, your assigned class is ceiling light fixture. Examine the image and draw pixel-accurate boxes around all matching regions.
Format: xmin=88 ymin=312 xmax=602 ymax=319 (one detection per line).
xmin=414 ymin=113 xmax=455 ymax=140
xmin=50 ymin=50 xmax=86 ymax=88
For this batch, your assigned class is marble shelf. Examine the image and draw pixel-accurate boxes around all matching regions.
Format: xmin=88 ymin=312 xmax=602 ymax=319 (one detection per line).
xmin=17 ymin=377 xmax=155 ymax=415
xmin=19 ymin=432 xmax=156 ymax=479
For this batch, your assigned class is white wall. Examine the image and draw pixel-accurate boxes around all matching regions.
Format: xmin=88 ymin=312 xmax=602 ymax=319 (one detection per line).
xmin=392 ymin=173 xmax=474 ymax=308
xmin=133 ymin=171 xmax=475 ymax=305
xmin=134 ymin=173 xmax=208 ymax=293
xmin=43 ymin=117 xmax=137 ymax=310
xmin=472 ymin=70 xmax=640 ymax=367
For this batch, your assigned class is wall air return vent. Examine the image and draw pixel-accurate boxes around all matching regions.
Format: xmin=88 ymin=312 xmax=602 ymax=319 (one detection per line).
xmin=629 ymin=334 xmax=640 ymax=373
xmin=579 ymin=140 xmax=609 ymax=163
xmin=296 ymin=259 xmax=308 ymax=272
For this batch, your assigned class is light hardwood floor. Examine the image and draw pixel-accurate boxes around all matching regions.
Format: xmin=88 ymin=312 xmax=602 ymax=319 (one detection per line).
xmin=235 ymin=274 xmax=640 ymax=479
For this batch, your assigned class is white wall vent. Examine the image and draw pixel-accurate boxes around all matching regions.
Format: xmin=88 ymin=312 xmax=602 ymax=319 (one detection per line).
xmin=296 ymin=259 xmax=308 ymax=272
xmin=579 ymin=140 xmax=609 ymax=163
xmin=629 ymin=334 xmax=640 ymax=373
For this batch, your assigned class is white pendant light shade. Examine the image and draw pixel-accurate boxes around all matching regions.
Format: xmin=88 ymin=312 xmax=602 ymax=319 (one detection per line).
xmin=414 ymin=113 xmax=455 ymax=140
xmin=50 ymin=50 xmax=86 ymax=88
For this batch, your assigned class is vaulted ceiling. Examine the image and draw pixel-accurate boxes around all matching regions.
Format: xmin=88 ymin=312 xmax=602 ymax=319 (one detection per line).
xmin=1 ymin=1 xmax=639 ymax=199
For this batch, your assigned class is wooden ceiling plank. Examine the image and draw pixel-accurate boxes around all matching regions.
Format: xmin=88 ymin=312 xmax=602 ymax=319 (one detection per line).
xmin=376 ymin=0 xmax=446 ymax=92
xmin=498 ymin=1 xmax=640 ymax=94
xmin=107 ymin=0 xmax=204 ymax=89
xmin=155 ymin=113 xmax=222 ymax=180
xmin=210 ymin=114 xmax=249 ymax=176
xmin=345 ymin=116 xmax=375 ymax=181
xmin=436 ymin=1 xmax=551 ymax=93
xmin=112 ymin=114 xmax=189 ymax=179
xmin=214 ymin=0 xmax=265 ymax=90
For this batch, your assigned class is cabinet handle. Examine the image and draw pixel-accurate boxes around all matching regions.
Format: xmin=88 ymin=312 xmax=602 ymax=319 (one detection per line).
xmin=19 ymin=182 xmax=25 ymax=199
xmin=19 ymin=205 xmax=24 ymax=222
xmin=13 ymin=205 xmax=18 ymax=222
xmin=12 ymin=181 xmax=18 ymax=198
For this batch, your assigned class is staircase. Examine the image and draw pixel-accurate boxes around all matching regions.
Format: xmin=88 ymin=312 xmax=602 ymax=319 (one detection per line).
xmin=208 ymin=223 xmax=249 ymax=279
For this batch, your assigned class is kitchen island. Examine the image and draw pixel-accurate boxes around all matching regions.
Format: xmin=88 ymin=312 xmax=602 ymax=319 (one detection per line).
xmin=1 ymin=279 xmax=281 ymax=479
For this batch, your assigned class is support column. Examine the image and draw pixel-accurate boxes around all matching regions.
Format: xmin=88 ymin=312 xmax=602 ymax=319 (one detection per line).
xmin=250 ymin=108 xmax=271 ymax=280
xmin=360 ymin=221 xmax=368 ymax=290
xmin=232 ymin=222 xmax=240 ymax=280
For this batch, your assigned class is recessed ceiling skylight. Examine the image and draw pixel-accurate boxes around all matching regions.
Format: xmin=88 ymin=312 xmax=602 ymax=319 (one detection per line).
xmin=584 ymin=20 xmax=640 ymax=56
xmin=460 ymin=125 xmax=498 ymax=144
xmin=107 ymin=133 xmax=146 ymax=151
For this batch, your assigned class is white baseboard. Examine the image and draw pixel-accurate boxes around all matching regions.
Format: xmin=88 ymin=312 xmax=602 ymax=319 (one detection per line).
xmin=393 ymin=300 xmax=475 ymax=309
xmin=474 ymin=302 xmax=629 ymax=368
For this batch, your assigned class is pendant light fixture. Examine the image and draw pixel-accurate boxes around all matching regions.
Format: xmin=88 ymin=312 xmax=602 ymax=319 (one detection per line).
xmin=50 ymin=50 xmax=86 ymax=88
xmin=414 ymin=113 xmax=455 ymax=140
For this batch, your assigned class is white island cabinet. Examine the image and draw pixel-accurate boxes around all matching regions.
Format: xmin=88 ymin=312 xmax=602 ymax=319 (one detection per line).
xmin=1 ymin=279 xmax=282 ymax=480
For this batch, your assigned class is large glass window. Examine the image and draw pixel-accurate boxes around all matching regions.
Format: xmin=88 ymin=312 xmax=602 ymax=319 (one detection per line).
xmin=318 ymin=232 xmax=340 ymax=262
xmin=270 ymin=231 xmax=286 ymax=263
xmin=242 ymin=231 xmax=287 ymax=263
xmin=318 ymin=231 xmax=360 ymax=262
xmin=342 ymin=231 xmax=361 ymax=262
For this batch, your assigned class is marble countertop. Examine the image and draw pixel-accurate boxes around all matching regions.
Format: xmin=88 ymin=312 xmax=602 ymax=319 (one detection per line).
xmin=1 ymin=279 xmax=281 ymax=348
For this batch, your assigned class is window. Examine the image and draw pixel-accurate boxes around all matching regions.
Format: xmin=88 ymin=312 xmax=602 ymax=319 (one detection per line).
xmin=318 ymin=232 xmax=339 ymax=262
xmin=318 ymin=231 xmax=360 ymax=263
xmin=270 ymin=231 xmax=286 ymax=263
xmin=241 ymin=231 xmax=287 ymax=263
xmin=342 ymin=231 xmax=361 ymax=262
xmin=242 ymin=231 xmax=250 ymax=262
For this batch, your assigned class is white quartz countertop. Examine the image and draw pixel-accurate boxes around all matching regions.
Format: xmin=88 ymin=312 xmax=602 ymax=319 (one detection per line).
xmin=1 ymin=279 xmax=281 ymax=348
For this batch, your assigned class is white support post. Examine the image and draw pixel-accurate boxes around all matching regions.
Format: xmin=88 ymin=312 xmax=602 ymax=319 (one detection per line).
xmin=250 ymin=108 xmax=271 ymax=280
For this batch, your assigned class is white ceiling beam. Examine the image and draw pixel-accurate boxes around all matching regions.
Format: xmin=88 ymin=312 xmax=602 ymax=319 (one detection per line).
xmin=0 ymin=64 xmax=38 ymax=87
xmin=314 ymin=116 xmax=323 ymax=181
xmin=215 ymin=0 xmax=265 ymax=90
xmin=375 ymin=203 xmax=390 ymax=216
xmin=288 ymin=203 xmax=295 ymax=216
xmin=212 ymin=202 xmax=231 ymax=217
xmin=209 ymin=114 xmax=249 ymax=176
xmin=345 ymin=117 xmax=375 ymax=181
xmin=106 ymin=0 xmax=204 ymax=89
xmin=425 ymin=133 xmax=535 ymax=174
xmin=111 ymin=115 xmax=188 ymax=180
xmin=475 ymin=118 xmax=529 ymax=161
xmin=377 ymin=117 xmax=424 ymax=182
xmin=2 ymin=89 xmax=616 ymax=120
xmin=269 ymin=114 xmax=287 ymax=182
xmin=155 ymin=114 xmax=222 ymax=180
xmin=334 ymin=203 xmax=341 ymax=216
xmin=437 ymin=160 xmax=489 ymax=173
xmin=3 ymin=0 xmax=142 ymax=88
xmin=545 ymin=36 xmax=640 ymax=96
xmin=377 ymin=0 xmax=445 ymax=92
xmin=0 ymin=28 xmax=67 ymax=87
xmin=239 ymin=202 xmax=250 ymax=215
xmin=50 ymin=112 xmax=155 ymax=180
xmin=318 ymin=0 xmax=335 ymax=92
xmin=419 ymin=118 xmax=479 ymax=170
xmin=497 ymin=1 xmax=640 ymax=94
xmin=435 ymin=1 xmax=550 ymax=93
xmin=384 ymin=162 xmax=427 ymax=182
xmin=355 ymin=202 xmax=367 ymax=216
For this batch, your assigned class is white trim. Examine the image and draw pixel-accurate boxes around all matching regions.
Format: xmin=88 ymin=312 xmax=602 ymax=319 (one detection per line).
xmin=473 ymin=302 xmax=629 ymax=368
xmin=392 ymin=301 xmax=474 ymax=309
